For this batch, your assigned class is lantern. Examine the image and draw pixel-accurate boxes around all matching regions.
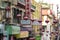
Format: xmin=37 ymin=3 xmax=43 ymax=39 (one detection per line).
xmin=17 ymin=14 xmax=21 ymax=17
xmin=53 ymin=20 xmax=58 ymax=24
xmin=45 ymin=20 xmax=49 ymax=23
xmin=42 ymin=28 xmax=45 ymax=32
xmin=6 ymin=6 xmax=10 ymax=11
xmin=38 ymin=20 xmax=42 ymax=23
xmin=24 ymin=16 xmax=28 ymax=20
xmin=31 ymin=19 xmax=34 ymax=22
xmin=46 ymin=34 xmax=48 ymax=36
xmin=46 ymin=31 xmax=49 ymax=33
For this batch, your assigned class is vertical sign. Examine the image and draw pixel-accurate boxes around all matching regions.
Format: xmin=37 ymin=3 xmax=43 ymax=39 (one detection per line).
xmin=25 ymin=0 xmax=31 ymax=18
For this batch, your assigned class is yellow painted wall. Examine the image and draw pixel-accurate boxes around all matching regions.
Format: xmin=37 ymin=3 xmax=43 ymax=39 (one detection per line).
xmin=31 ymin=0 xmax=41 ymax=20
xmin=31 ymin=0 xmax=41 ymax=36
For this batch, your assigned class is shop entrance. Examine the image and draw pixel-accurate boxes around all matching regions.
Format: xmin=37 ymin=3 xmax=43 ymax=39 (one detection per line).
xmin=0 ymin=34 xmax=3 ymax=40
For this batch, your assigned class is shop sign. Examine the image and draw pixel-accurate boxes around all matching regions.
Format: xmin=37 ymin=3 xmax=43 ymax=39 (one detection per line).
xmin=42 ymin=3 xmax=50 ymax=9
xmin=5 ymin=25 xmax=12 ymax=34
xmin=0 ymin=24 xmax=4 ymax=33
xmin=5 ymin=25 xmax=20 ymax=34
xmin=32 ymin=21 xmax=40 ymax=25
xmin=12 ymin=26 xmax=20 ymax=34
xmin=15 ymin=31 xmax=29 ymax=38
xmin=21 ymin=27 xmax=33 ymax=31
xmin=21 ymin=20 xmax=31 ymax=24
xmin=20 ymin=31 xmax=29 ymax=38
xmin=23 ymin=25 xmax=32 ymax=27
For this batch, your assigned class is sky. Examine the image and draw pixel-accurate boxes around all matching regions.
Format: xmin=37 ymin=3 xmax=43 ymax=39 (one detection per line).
xmin=35 ymin=0 xmax=60 ymax=17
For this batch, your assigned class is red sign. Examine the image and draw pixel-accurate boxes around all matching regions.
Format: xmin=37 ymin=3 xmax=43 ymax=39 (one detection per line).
xmin=25 ymin=0 xmax=31 ymax=18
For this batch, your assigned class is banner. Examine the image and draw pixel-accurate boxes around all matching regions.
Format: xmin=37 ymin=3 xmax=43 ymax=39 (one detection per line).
xmin=16 ymin=31 xmax=29 ymax=38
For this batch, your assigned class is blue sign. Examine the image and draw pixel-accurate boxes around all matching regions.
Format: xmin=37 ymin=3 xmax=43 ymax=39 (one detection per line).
xmin=21 ymin=20 xmax=31 ymax=24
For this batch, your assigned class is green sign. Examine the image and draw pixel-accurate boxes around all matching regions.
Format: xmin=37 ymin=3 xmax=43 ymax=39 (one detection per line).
xmin=12 ymin=25 xmax=20 ymax=34
xmin=5 ymin=24 xmax=20 ymax=35
xmin=35 ymin=35 xmax=41 ymax=40
xmin=5 ymin=24 xmax=12 ymax=34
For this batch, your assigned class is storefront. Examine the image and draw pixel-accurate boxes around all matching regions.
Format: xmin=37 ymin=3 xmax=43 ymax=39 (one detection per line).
xmin=5 ymin=24 xmax=20 ymax=40
xmin=0 ymin=24 xmax=4 ymax=40
xmin=32 ymin=21 xmax=41 ymax=40
xmin=20 ymin=20 xmax=34 ymax=39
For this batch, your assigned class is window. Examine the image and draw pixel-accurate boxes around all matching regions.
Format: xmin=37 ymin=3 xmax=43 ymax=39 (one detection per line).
xmin=12 ymin=8 xmax=22 ymax=23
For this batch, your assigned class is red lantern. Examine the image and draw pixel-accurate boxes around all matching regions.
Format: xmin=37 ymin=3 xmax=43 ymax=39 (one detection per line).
xmin=42 ymin=29 xmax=44 ymax=32
xmin=46 ymin=34 xmax=48 ymax=36
xmin=38 ymin=20 xmax=42 ymax=23
xmin=24 ymin=16 xmax=28 ymax=20
xmin=31 ymin=19 xmax=34 ymax=22
xmin=46 ymin=31 xmax=49 ymax=33
xmin=17 ymin=14 xmax=21 ymax=17
xmin=6 ymin=6 xmax=10 ymax=11
xmin=53 ymin=20 xmax=58 ymax=24
xmin=45 ymin=20 xmax=49 ymax=23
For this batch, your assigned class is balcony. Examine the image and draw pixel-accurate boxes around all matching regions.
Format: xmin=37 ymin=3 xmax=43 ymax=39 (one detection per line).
xmin=17 ymin=0 xmax=36 ymax=12
xmin=18 ymin=0 xmax=25 ymax=5
xmin=31 ymin=5 xmax=36 ymax=12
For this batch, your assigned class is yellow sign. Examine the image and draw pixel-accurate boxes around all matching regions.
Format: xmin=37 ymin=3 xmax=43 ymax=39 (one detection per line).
xmin=15 ymin=31 xmax=29 ymax=38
